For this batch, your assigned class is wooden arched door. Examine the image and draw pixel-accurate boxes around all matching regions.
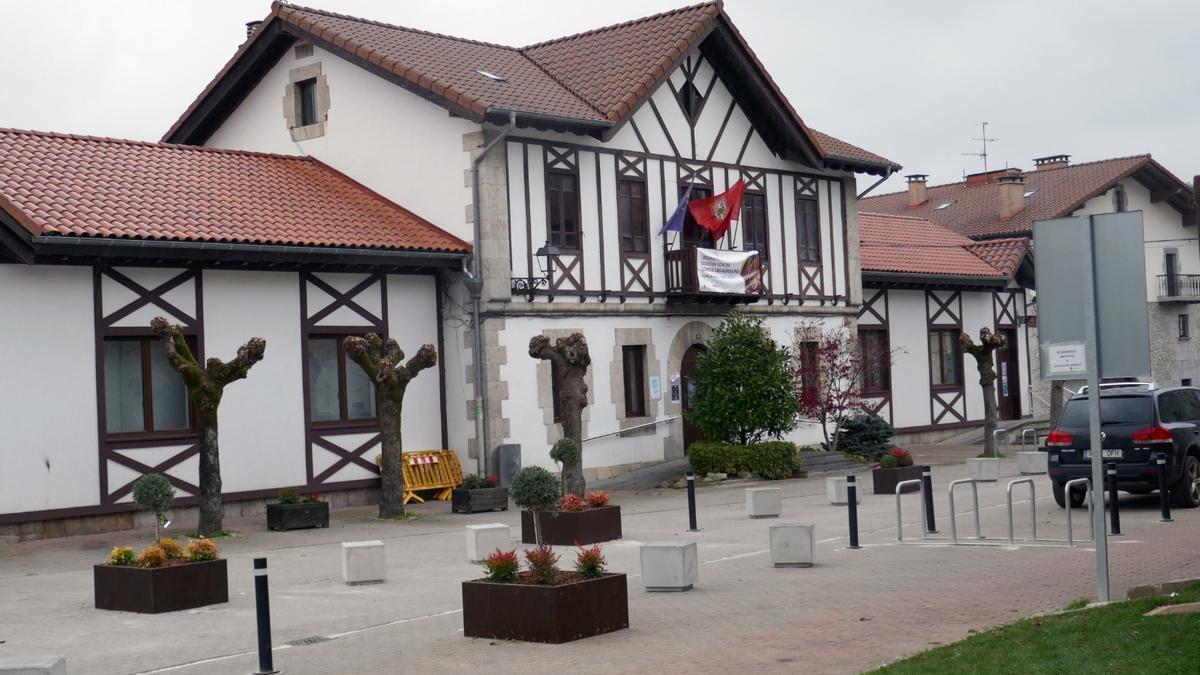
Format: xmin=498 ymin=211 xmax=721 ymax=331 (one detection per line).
xmin=680 ymin=344 xmax=707 ymax=452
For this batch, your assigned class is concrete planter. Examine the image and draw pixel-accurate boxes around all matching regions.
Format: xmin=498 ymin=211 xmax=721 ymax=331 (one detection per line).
xmin=1017 ymin=451 xmax=1048 ymax=475
xmin=466 ymin=523 xmax=511 ymax=563
xmin=872 ymin=465 xmax=926 ymax=495
xmin=0 ymin=655 xmax=67 ymax=674
xmin=825 ymin=476 xmax=861 ymax=505
xmin=745 ymin=487 xmax=782 ymax=518
xmin=266 ymin=501 xmax=329 ymax=531
xmin=342 ymin=540 xmax=386 ymax=585
xmin=640 ymin=541 xmax=698 ymax=591
xmin=967 ymin=457 xmax=1001 ymax=482
xmin=520 ymin=505 xmax=622 ymax=545
xmin=462 ymin=573 xmax=629 ymax=643
xmin=769 ymin=524 xmax=816 ymax=567
xmin=452 ymin=487 xmax=509 ymax=514
xmin=94 ymin=559 xmax=228 ymax=613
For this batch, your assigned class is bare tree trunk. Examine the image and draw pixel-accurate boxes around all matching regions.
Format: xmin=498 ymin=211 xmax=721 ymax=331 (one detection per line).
xmin=529 ymin=334 xmax=591 ymax=498
xmin=344 ymin=335 xmax=437 ymax=519
xmin=962 ymin=329 xmax=1006 ymax=458
xmin=151 ymin=317 xmax=265 ymax=538
xmin=1049 ymin=380 xmax=1065 ymax=427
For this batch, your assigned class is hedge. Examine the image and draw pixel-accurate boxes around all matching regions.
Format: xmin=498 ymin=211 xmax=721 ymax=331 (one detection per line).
xmin=688 ymin=441 xmax=800 ymax=480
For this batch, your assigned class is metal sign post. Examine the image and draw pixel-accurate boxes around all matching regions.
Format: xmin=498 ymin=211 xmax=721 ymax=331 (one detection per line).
xmin=1078 ymin=219 xmax=1109 ymax=601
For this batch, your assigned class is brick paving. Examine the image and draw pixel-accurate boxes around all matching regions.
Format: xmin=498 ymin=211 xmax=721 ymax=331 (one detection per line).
xmin=1 ymin=458 xmax=1197 ymax=674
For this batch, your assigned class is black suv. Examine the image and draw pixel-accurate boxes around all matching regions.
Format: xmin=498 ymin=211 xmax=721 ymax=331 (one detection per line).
xmin=1047 ymin=385 xmax=1200 ymax=509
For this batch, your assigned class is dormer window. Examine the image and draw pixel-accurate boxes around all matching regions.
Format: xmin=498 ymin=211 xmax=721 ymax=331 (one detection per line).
xmin=297 ymin=79 xmax=318 ymax=127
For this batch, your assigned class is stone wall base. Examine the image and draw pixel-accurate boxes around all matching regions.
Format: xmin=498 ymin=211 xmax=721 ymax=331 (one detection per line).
xmin=582 ymin=460 xmax=660 ymax=484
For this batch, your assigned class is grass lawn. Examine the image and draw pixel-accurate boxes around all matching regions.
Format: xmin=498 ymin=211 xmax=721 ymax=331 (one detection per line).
xmin=875 ymin=585 xmax=1200 ymax=674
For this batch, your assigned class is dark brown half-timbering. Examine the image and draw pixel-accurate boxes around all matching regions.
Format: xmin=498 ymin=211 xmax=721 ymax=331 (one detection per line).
xmin=545 ymin=146 xmax=584 ymax=296
xmin=795 ymin=176 xmax=823 ymax=300
xmin=858 ymin=289 xmax=892 ymax=425
xmin=926 ymin=290 xmax=966 ymax=425
xmin=617 ymin=154 xmax=652 ymax=295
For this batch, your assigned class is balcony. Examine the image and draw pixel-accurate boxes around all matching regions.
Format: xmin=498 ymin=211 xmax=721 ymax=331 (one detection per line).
xmin=1157 ymin=274 xmax=1200 ymax=302
xmin=664 ymin=247 xmax=764 ymax=305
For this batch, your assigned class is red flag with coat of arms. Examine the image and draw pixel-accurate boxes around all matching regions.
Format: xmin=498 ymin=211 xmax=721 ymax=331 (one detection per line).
xmin=687 ymin=179 xmax=746 ymax=241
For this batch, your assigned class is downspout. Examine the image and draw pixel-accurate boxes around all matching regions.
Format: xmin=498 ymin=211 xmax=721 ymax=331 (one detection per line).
xmin=466 ymin=111 xmax=517 ymax=476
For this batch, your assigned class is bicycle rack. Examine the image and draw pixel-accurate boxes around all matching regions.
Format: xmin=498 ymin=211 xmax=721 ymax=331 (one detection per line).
xmin=1063 ymin=477 xmax=1094 ymax=546
xmin=992 ymin=429 xmax=1011 ymax=458
xmin=1020 ymin=427 xmax=1047 ymax=453
xmin=948 ymin=478 xmax=982 ymax=543
xmin=894 ymin=479 xmax=928 ymax=542
xmin=1007 ymin=478 xmax=1037 ymax=545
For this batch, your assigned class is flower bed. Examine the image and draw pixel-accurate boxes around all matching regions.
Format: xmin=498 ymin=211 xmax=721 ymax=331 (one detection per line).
xmin=451 ymin=474 xmax=509 ymax=514
xmin=519 ymin=492 xmax=621 ymax=545
xmin=94 ymin=538 xmax=227 ymax=613
xmin=267 ymin=488 xmax=329 ymax=530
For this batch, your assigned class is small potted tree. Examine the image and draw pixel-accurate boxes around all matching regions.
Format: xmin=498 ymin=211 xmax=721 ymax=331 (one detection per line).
xmin=267 ymin=487 xmax=329 ymax=531
xmin=451 ymin=474 xmax=508 ymax=514
xmin=516 ymin=441 xmax=621 ymax=545
xmin=94 ymin=474 xmax=228 ymax=613
xmin=461 ymin=543 xmax=629 ymax=643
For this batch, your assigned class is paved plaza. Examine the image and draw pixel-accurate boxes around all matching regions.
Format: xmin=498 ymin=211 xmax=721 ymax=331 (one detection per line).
xmin=2 ymin=457 xmax=1197 ymax=674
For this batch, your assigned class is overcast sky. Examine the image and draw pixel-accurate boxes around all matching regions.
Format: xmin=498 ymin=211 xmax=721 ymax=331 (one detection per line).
xmin=3 ymin=0 xmax=1198 ymax=194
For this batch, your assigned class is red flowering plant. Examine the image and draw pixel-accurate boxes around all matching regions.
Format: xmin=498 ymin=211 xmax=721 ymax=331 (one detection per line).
xmin=575 ymin=544 xmax=606 ymax=579
xmin=888 ymin=447 xmax=914 ymax=467
xmin=525 ymin=545 xmax=560 ymax=585
xmin=584 ymin=491 xmax=610 ymax=508
xmin=559 ymin=493 xmax=585 ymax=512
xmin=482 ymin=548 xmax=519 ymax=583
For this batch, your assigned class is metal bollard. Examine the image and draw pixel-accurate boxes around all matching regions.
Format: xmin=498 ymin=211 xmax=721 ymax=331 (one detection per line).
xmin=686 ymin=471 xmax=698 ymax=531
xmin=1107 ymin=462 xmax=1121 ymax=536
xmin=847 ymin=475 xmax=860 ymax=549
xmin=1157 ymin=453 xmax=1173 ymax=523
xmin=254 ymin=558 xmax=278 ymax=675
xmin=921 ymin=468 xmax=937 ymax=534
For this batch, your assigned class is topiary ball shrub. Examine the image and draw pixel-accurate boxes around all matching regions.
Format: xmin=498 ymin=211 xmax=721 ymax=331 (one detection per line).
xmin=879 ymin=454 xmax=899 ymax=469
xmin=836 ymin=414 xmax=895 ymax=461
xmin=510 ymin=466 xmax=561 ymax=512
xmin=549 ymin=438 xmax=580 ymax=468
xmin=132 ymin=474 xmax=175 ymax=516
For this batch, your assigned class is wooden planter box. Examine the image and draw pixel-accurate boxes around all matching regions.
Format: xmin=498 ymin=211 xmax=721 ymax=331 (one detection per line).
xmin=462 ymin=573 xmax=629 ymax=643
xmin=94 ymin=559 xmax=228 ymax=613
xmin=452 ymin=487 xmax=509 ymax=514
xmin=872 ymin=465 xmax=928 ymax=495
xmin=267 ymin=501 xmax=329 ymax=531
xmin=520 ymin=505 xmax=622 ymax=545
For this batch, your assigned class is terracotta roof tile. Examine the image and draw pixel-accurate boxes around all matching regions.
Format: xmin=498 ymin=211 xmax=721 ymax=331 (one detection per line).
xmin=859 ymin=211 xmax=1008 ymax=278
xmin=860 ymin=156 xmax=1154 ymax=238
xmin=0 ymin=128 xmax=469 ymax=253
xmin=966 ymin=238 xmax=1031 ymax=277
xmin=810 ymin=130 xmax=898 ymax=170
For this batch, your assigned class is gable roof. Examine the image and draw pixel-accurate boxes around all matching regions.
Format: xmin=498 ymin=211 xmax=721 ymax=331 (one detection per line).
xmin=858 ymin=211 xmax=1029 ymax=286
xmin=0 ymin=128 xmax=469 ymax=265
xmin=164 ymin=2 xmax=898 ymax=175
xmin=860 ymin=155 xmax=1194 ymax=239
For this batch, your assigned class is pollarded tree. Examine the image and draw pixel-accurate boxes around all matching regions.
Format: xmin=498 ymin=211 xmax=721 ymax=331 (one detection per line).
xmin=344 ymin=334 xmax=437 ymax=518
xmin=961 ymin=328 xmax=1007 ymax=457
xmin=690 ymin=313 xmax=798 ymax=446
xmin=151 ymin=317 xmax=266 ymax=537
xmin=529 ymin=333 xmax=591 ymax=497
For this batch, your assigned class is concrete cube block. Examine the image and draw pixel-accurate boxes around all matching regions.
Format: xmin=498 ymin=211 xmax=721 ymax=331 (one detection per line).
xmin=640 ymin=541 xmax=698 ymax=592
xmin=770 ymin=523 xmax=815 ymax=567
xmin=1017 ymin=451 xmax=1048 ymax=475
xmin=0 ymin=655 xmax=67 ymax=675
xmin=966 ymin=458 xmax=1001 ymax=482
xmin=745 ymin=487 xmax=782 ymax=518
xmin=826 ymin=477 xmax=862 ymax=505
xmin=466 ymin=523 xmax=511 ymax=563
xmin=342 ymin=540 xmax=386 ymax=585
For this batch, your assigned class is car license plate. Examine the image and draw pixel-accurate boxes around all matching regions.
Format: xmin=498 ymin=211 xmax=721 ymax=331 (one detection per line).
xmin=1083 ymin=449 xmax=1123 ymax=459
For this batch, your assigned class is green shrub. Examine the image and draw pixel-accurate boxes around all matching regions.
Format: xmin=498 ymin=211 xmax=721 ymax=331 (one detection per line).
xmin=549 ymin=438 xmax=580 ymax=467
xmin=459 ymin=474 xmax=497 ymax=491
xmin=748 ymin=441 xmax=801 ymax=479
xmin=107 ymin=546 xmax=136 ymax=566
xmin=510 ymin=466 xmax=560 ymax=511
xmin=277 ymin=487 xmax=301 ymax=504
xmin=132 ymin=474 xmax=175 ymax=515
xmin=836 ymin=414 xmax=895 ymax=461
xmin=879 ymin=454 xmax=899 ymax=469
xmin=888 ymin=447 xmax=914 ymax=467
xmin=688 ymin=441 xmax=799 ymax=479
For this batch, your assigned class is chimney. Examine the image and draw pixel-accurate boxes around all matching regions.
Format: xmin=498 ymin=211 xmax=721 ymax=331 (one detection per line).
xmin=998 ymin=174 xmax=1026 ymax=219
xmin=1033 ymin=154 xmax=1070 ymax=170
xmin=906 ymin=174 xmax=928 ymax=207
xmin=245 ymin=20 xmax=263 ymax=39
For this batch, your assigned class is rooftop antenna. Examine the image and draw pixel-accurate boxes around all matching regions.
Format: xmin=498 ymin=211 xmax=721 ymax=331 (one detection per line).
xmin=962 ymin=121 xmax=998 ymax=174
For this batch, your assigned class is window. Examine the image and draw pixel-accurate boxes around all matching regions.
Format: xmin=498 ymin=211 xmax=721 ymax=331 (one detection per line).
xmin=103 ymin=337 xmax=191 ymax=435
xmin=1159 ymin=391 xmax=1200 ymax=423
xmin=1181 ymin=314 xmax=1190 ymax=339
xmin=296 ymin=78 xmax=318 ymax=127
xmin=1058 ymin=396 xmax=1153 ymax=428
xmin=308 ymin=336 xmax=376 ymax=423
xmin=617 ymin=179 xmax=649 ymax=253
xmin=929 ymin=329 xmax=961 ymax=387
xmin=681 ymin=186 xmax=714 ymax=248
xmin=547 ymin=172 xmax=580 ymax=250
xmin=677 ymin=80 xmax=702 ymax=119
xmin=1113 ymin=184 xmax=1127 ymax=213
xmin=622 ymin=346 xmax=647 ymax=417
xmin=742 ymin=192 xmax=768 ymax=258
xmin=796 ymin=197 xmax=820 ymax=261
xmin=1184 ymin=378 xmax=1194 ymax=387
xmin=796 ymin=340 xmax=820 ymax=400
xmin=858 ymin=329 xmax=891 ymax=393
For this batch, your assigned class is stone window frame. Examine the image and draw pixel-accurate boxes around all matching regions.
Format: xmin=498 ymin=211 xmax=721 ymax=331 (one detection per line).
xmin=609 ymin=328 xmax=660 ymax=437
xmin=283 ymin=62 xmax=330 ymax=142
xmin=535 ymin=329 xmax=594 ymax=445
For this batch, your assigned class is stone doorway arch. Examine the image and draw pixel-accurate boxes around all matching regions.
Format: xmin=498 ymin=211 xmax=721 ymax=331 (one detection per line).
xmin=663 ymin=321 xmax=714 ymax=459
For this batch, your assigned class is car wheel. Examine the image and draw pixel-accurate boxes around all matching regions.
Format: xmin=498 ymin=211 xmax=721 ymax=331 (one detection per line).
xmin=1170 ymin=454 xmax=1200 ymax=508
xmin=1052 ymin=481 xmax=1087 ymax=509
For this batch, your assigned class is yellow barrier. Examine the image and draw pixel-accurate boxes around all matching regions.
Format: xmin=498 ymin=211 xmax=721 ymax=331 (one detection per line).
xmin=375 ymin=450 xmax=464 ymax=505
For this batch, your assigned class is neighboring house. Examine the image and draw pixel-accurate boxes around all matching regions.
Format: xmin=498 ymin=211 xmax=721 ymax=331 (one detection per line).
xmin=857 ymin=212 xmax=1033 ymax=440
xmin=0 ymin=2 xmax=897 ymax=533
xmin=862 ymin=155 xmax=1199 ymax=419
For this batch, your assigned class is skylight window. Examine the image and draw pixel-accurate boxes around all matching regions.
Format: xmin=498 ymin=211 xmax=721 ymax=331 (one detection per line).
xmin=1024 ymin=188 xmax=1039 ymax=198
xmin=475 ymin=69 xmax=506 ymax=82
xmin=934 ymin=201 xmax=955 ymax=211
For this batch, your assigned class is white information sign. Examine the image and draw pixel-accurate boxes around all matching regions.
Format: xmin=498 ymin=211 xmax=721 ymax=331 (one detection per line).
xmin=649 ymin=376 xmax=661 ymax=401
xmin=1047 ymin=343 xmax=1087 ymax=376
xmin=695 ymin=249 xmax=762 ymax=294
